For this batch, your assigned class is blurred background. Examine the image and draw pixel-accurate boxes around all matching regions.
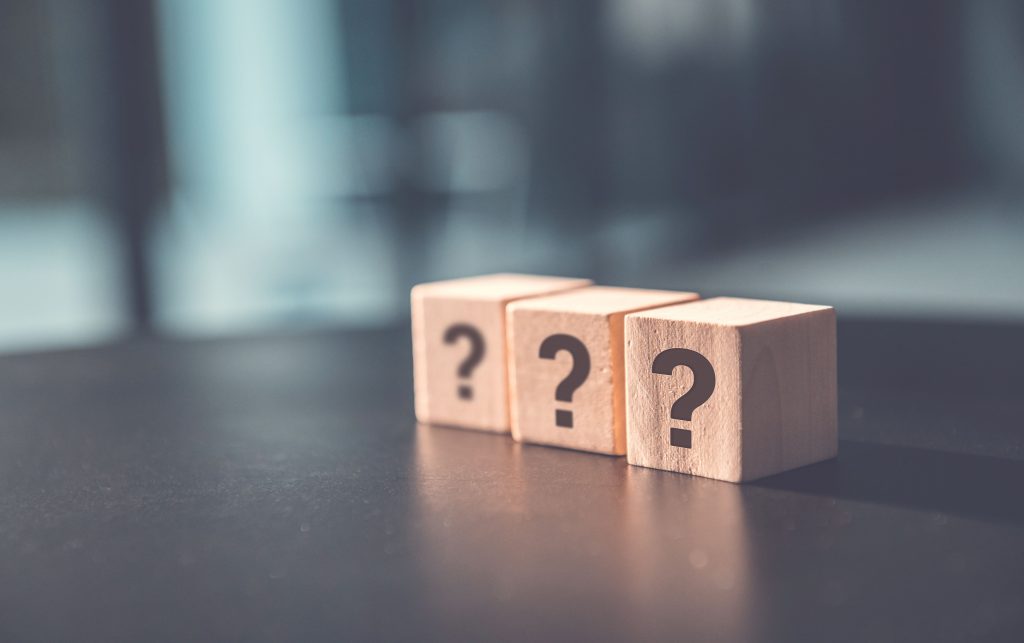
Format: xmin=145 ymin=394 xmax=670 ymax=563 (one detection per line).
xmin=1 ymin=0 xmax=1022 ymax=353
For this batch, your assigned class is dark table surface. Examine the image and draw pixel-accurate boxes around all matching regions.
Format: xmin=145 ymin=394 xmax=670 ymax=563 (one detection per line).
xmin=0 ymin=319 xmax=1022 ymax=642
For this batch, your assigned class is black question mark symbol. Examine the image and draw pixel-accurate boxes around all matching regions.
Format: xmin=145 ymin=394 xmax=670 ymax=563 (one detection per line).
xmin=444 ymin=324 xmax=486 ymax=400
xmin=538 ymin=334 xmax=591 ymax=428
xmin=651 ymin=348 xmax=716 ymax=448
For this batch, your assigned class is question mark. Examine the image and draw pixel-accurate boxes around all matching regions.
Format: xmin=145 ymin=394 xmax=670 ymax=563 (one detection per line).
xmin=651 ymin=348 xmax=716 ymax=448
xmin=444 ymin=323 xmax=486 ymax=400
xmin=538 ymin=334 xmax=591 ymax=428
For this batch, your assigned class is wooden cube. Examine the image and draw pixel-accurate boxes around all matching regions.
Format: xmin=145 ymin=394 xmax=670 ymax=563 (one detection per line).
xmin=625 ymin=297 xmax=837 ymax=482
xmin=412 ymin=274 xmax=591 ymax=432
xmin=507 ymin=286 xmax=700 ymax=455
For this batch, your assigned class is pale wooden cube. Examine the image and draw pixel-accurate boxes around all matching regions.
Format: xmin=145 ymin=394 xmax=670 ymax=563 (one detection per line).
xmin=625 ymin=297 xmax=837 ymax=482
xmin=507 ymin=286 xmax=700 ymax=455
xmin=412 ymin=274 xmax=591 ymax=432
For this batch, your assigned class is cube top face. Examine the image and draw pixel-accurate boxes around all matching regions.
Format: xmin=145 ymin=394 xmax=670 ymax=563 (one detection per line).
xmin=638 ymin=296 xmax=832 ymax=327
xmin=508 ymin=286 xmax=701 ymax=455
xmin=412 ymin=273 xmax=592 ymax=304
xmin=509 ymin=286 xmax=699 ymax=316
xmin=411 ymin=274 xmax=592 ymax=432
xmin=625 ymin=297 xmax=836 ymax=482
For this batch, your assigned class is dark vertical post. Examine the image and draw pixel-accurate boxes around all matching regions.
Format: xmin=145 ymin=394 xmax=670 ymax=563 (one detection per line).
xmin=337 ymin=0 xmax=430 ymax=300
xmin=100 ymin=0 xmax=168 ymax=333
xmin=525 ymin=0 xmax=610 ymax=275
xmin=390 ymin=0 xmax=432 ymax=289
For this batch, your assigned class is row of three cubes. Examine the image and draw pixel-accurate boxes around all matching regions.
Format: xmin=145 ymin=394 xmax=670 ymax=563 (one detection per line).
xmin=412 ymin=274 xmax=836 ymax=483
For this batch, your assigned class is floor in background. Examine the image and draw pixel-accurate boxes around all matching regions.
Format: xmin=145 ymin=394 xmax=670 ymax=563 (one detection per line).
xmin=0 ymin=191 xmax=1021 ymax=355
xmin=668 ymin=192 xmax=1024 ymax=320
xmin=0 ymin=201 xmax=125 ymax=353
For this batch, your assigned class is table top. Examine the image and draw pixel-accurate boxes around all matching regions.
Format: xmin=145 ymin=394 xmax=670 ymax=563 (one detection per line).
xmin=0 ymin=319 xmax=1022 ymax=642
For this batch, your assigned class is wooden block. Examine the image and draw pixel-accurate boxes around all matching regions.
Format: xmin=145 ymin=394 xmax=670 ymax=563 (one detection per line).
xmin=507 ymin=286 xmax=700 ymax=455
xmin=412 ymin=273 xmax=591 ymax=432
xmin=625 ymin=297 xmax=837 ymax=482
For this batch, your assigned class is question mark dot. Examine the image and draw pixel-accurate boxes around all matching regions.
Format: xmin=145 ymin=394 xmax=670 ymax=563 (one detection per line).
xmin=670 ymin=428 xmax=692 ymax=449
xmin=458 ymin=385 xmax=473 ymax=400
xmin=555 ymin=410 xmax=573 ymax=428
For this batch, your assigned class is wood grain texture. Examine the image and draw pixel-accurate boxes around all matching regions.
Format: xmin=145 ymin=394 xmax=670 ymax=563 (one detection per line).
xmin=508 ymin=286 xmax=699 ymax=454
xmin=625 ymin=297 xmax=837 ymax=482
xmin=411 ymin=274 xmax=591 ymax=432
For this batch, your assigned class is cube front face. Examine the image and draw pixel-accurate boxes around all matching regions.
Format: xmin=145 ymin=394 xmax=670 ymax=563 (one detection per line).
xmin=626 ymin=298 xmax=837 ymax=482
xmin=626 ymin=316 xmax=744 ymax=480
xmin=413 ymin=294 xmax=509 ymax=432
xmin=509 ymin=309 xmax=618 ymax=453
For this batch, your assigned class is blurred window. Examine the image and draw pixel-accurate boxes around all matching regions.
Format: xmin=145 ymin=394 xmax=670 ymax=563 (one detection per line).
xmin=0 ymin=1 xmax=126 ymax=352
